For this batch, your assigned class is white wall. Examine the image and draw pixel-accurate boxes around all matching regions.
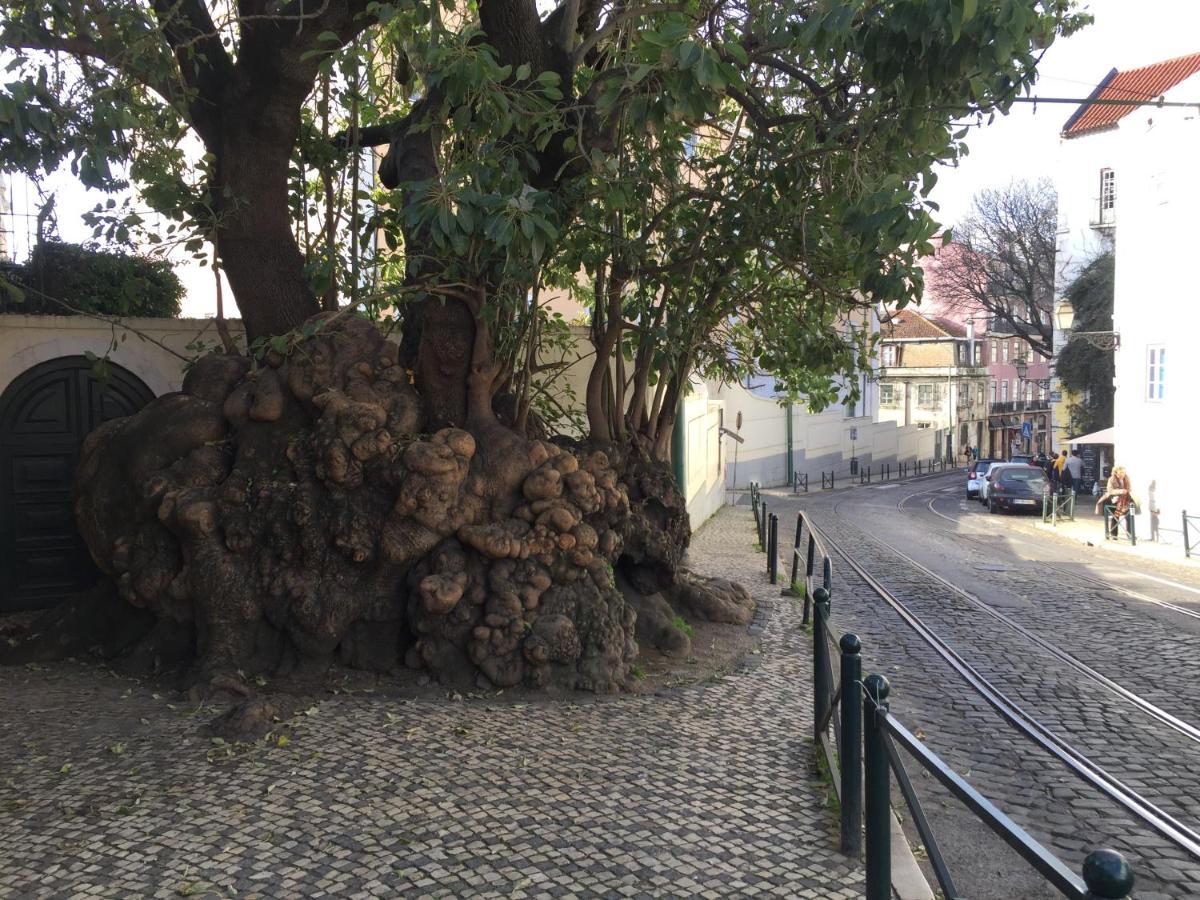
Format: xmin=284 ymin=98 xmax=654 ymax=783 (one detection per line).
xmin=679 ymin=378 xmax=725 ymax=530
xmin=1109 ymin=88 xmax=1200 ymax=545
xmin=0 ymin=314 xmax=243 ymax=397
xmin=710 ymin=379 xmax=938 ymax=489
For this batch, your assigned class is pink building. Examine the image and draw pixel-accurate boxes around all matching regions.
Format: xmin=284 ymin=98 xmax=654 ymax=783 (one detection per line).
xmin=916 ymin=239 xmax=1052 ymax=459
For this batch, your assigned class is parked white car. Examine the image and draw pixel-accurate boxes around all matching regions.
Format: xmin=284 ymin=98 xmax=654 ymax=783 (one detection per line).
xmin=966 ymin=459 xmax=1000 ymax=499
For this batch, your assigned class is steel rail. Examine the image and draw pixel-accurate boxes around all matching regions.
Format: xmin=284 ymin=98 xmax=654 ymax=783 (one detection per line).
xmin=908 ymin=486 xmax=1200 ymax=623
xmin=808 ymin=514 xmax=1200 ymax=862
xmin=828 ymin=512 xmax=1200 ymax=747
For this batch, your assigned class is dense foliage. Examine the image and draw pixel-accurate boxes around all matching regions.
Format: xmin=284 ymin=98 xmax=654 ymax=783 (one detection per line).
xmin=1056 ymin=251 xmax=1114 ymax=435
xmin=0 ymin=1 xmax=1089 ymax=446
xmin=1 ymin=240 xmax=184 ymax=317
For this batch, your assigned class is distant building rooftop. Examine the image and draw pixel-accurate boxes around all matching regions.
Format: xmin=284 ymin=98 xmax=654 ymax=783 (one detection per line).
xmin=880 ymin=309 xmax=964 ymax=340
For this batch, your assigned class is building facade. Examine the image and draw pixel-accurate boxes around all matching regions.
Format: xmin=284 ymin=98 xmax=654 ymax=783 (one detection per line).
xmin=877 ymin=309 xmax=988 ymax=460
xmin=1054 ymin=51 xmax=1200 ymax=544
xmin=981 ymin=325 xmax=1052 ymax=459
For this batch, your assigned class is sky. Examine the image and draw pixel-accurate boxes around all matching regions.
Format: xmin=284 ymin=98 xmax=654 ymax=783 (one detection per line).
xmin=3 ymin=0 xmax=1199 ymax=318
xmin=928 ymin=0 xmax=1200 ymax=227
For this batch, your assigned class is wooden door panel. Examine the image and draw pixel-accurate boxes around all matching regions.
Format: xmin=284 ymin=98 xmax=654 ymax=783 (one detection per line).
xmin=1 ymin=357 xmax=154 ymax=611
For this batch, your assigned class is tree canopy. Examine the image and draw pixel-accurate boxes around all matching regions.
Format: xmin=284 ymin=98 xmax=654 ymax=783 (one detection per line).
xmin=1056 ymin=251 xmax=1114 ymax=436
xmin=934 ymin=177 xmax=1058 ymax=358
xmin=1 ymin=0 xmax=1089 ymax=449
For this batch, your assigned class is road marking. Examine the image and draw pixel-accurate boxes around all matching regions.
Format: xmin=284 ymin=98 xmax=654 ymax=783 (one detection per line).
xmin=870 ymin=484 xmax=899 ymax=490
xmin=1112 ymin=571 xmax=1200 ymax=598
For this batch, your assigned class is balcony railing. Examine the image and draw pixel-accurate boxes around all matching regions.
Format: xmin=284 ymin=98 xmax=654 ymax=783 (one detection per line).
xmin=989 ymin=400 xmax=1049 ymax=415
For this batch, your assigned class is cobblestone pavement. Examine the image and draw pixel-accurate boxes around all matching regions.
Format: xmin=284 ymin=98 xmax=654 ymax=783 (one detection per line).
xmin=774 ymin=476 xmax=1200 ymax=900
xmin=0 ymin=507 xmax=863 ymax=900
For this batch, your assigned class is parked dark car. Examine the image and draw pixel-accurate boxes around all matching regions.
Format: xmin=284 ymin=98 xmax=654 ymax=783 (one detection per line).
xmin=987 ymin=465 xmax=1048 ymax=514
xmin=966 ymin=459 xmax=999 ymax=499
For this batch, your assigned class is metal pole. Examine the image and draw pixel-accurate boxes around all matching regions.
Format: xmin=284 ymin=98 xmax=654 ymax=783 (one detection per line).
xmin=864 ymin=674 xmax=891 ymax=900
xmin=1185 ymin=511 xmax=1192 ymax=559
xmin=790 ymin=513 xmax=803 ymax=587
xmin=822 ymin=555 xmax=832 ymax=594
xmin=759 ymin=499 xmax=767 ymax=550
xmin=840 ymin=634 xmax=863 ymax=857
xmin=768 ymin=513 xmax=779 ymax=584
xmin=813 ymin=587 xmax=831 ymax=740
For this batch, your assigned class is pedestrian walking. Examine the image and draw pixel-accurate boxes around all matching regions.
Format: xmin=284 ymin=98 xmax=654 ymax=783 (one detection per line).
xmin=1065 ymin=450 xmax=1084 ymax=493
xmin=1095 ymin=464 xmax=1135 ymax=539
xmin=1053 ymin=450 xmax=1069 ymax=493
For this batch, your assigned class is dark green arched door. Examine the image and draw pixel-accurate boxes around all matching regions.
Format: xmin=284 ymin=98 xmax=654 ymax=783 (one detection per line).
xmin=0 ymin=356 xmax=155 ymax=611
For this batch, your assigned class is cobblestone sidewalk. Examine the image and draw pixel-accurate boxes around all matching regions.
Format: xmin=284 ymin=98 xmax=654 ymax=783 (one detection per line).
xmin=0 ymin=507 xmax=861 ymax=899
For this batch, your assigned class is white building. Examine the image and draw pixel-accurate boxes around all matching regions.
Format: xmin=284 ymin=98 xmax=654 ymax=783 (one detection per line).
xmin=1055 ymin=52 xmax=1200 ymax=545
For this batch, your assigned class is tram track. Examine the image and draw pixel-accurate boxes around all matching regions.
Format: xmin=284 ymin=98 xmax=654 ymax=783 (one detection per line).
xmin=797 ymin=502 xmax=1200 ymax=871
xmin=892 ymin=480 xmax=1200 ymax=628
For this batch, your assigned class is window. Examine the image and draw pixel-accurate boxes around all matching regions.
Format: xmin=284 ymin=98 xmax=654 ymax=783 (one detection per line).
xmin=1002 ymin=342 xmax=1009 ymax=364
xmin=990 ymin=339 xmax=997 ymax=360
xmin=918 ymin=384 xmax=940 ymax=407
xmin=1100 ymin=168 xmax=1116 ymax=224
xmin=880 ymin=384 xmax=896 ymax=406
xmin=881 ymin=345 xmax=898 ymax=366
xmin=1147 ymin=345 xmax=1166 ymax=400
xmin=990 ymin=381 xmax=997 ymax=403
xmin=1001 ymin=380 xmax=1009 ymax=402
xmin=977 ymin=384 xmax=984 ymax=404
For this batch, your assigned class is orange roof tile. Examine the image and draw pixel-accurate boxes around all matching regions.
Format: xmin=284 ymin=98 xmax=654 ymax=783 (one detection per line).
xmin=880 ymin=309 xmax=956 ymax=340
xmin=1063 ymin=52 xmax=1200 ymax=138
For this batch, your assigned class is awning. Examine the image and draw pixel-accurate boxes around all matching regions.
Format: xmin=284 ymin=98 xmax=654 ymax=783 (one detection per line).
xmin=1066 ymin=426 xmax=1115 ymax=444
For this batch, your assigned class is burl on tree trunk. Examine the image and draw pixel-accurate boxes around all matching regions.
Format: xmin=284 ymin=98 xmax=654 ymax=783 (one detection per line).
xmin=69 ymin=314 xmax=753 ymax=692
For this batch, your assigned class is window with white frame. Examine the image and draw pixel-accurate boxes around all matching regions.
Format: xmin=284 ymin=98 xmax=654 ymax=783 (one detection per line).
xmin=1002 ymin=342 xmax=1009 ymax=364
xmin=977 ymin=383 xmax=984 ymax=404
xmin=880 ymin=383 xmax=896 ymax=406
xmin=990 ymin=381 xmax=997 ymax=403
xmin=958 ymin=343 xmax=967 ymax=363
xmin=1100 ymin=168 xmax=1116 ymax=224
xmin=1001 ymin=380 xmax=1008 ymax=402
xmin=990 ymin=339 xmax=997 ymax=360
xmin=1147 ymin=345 xmax=1166 ymax=401
xmin=881 ymin=345 xmax=898 ymax=366
xmin=917 ymin=384 xmax=940 ymax=407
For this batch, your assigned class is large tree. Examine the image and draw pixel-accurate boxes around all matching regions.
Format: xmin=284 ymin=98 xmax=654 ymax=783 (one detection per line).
xmin=935 ymin=177 xmax=1058 ymax=357
xmin=1056 ymin=251 xmax=1114 ymax=436
xmin=0 ymin=1 xmax=1088 ymax=693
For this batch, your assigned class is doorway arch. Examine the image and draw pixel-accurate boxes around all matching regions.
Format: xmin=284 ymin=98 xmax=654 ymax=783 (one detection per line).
xmin=0 ymin=356 xmax=155 ymax=611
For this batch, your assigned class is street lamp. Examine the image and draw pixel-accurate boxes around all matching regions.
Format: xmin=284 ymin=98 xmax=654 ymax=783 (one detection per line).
xmin=1013 ymin=355 xmax=1051 ymax=390
xmin=1055 ymin=299 xmax=1121 ymax=351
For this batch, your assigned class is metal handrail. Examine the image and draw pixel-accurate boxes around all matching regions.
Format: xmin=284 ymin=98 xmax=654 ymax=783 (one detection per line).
xmin=754 ymin=509 xmax=1136 ymax=898
xmin=1184 ymin=511 xmax=1199 ymax=559
xmin=1043 ymin=490 xmax=1076 ymax=524
xmin=863 ymin=676 xmax=1135 ymax=900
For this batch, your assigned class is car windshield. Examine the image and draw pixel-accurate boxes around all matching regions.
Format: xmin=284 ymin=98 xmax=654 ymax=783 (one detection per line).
xmin=975 ymin=462 xmax=993 ymax=474
xmin=999 ymin=469 xmax=1046 ymax=487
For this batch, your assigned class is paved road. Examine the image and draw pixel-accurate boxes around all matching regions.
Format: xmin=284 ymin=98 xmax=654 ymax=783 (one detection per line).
xmin=0 ymin=508 xmax=862 ymax=900
xmin=774 ymin=471 xmax=1200 ymax=900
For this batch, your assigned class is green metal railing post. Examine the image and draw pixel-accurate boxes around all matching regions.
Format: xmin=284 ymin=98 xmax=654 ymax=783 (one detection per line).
xmin=1082 ymin=848 xmax=1135 ymax=898
xmin=840 ymin=633 xmax=863 ymax=857
xmin=759 ymin=498 xmax=768 ymax=550
xmin=768 ymin=513 xmax=779 ymax=584
xmin=864 ymin=674 xmax=891 ymax=900
xmin=812 ymin=586 xmax=831 ymax=739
